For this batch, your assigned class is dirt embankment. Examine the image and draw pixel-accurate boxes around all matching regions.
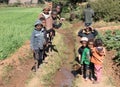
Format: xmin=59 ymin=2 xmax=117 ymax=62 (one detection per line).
xmin=0 ymin=41 xmax=34 ymax=87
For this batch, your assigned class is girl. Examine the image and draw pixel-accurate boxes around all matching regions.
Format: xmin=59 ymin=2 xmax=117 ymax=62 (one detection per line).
xmin=91 ymin=39 xmax=106 ymax=84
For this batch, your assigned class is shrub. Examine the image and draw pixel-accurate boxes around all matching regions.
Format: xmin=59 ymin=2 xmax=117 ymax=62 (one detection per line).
xmin=99 ymin=30 xmax=120 ymax=64
xmin=90 ymin=0 xmax=120 ymax=22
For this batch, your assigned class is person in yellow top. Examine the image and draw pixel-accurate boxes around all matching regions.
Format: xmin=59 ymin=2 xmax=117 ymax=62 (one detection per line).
xmin=91 ymin=38 xmax=106 ymax=84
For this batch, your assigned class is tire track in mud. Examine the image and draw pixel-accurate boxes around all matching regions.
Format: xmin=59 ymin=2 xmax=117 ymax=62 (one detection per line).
xmin=52 ymin=22 xmax=81 ymax=87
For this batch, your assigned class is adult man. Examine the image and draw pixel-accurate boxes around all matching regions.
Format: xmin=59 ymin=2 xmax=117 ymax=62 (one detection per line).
xmin=83 ymin=4 xmax=94 ymax=26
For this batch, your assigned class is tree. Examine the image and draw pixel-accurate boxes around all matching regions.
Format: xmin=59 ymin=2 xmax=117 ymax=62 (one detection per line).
xmin=0 ymin=0 xmax=9 ymax=4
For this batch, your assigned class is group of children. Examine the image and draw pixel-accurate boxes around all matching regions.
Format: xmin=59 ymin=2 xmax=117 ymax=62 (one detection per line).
xmin=30 ymin=3 xmax=64 ymax=72
xmin=30 ymin=2 xmax=106 ymax=84
xmin=78 ymin=26 xmax=106 ymax=84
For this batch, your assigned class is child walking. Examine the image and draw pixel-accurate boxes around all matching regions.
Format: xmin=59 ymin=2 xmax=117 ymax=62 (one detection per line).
xmin=81 ymin=39 xmax=94 ymax=80
xmin=30 ymin=20 xmax=46 ymax=72
xmin=91 ymin=39 xmax=106 ymax=84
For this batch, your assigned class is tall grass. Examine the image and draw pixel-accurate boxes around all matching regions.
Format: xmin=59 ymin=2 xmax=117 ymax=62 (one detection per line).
xmin=0 ymin=7 xmax=42 ymax=59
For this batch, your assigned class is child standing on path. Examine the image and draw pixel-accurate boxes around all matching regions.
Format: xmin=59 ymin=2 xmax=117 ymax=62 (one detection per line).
xmin=78 ymin=37 xmax=88 ymax=63
xmin=30 ymin=20 xmax=46 ymax=72
xmin=91 ymin=39 xmax=106 ymax=84
xmin=81 ymin=39 xmax=94 ymax=80
xmin=78 ymin=37 xmax=88 ymax=75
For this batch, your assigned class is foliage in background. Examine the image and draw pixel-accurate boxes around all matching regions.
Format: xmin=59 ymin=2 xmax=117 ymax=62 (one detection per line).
xmin=0 ymin=7 xmax=41 ymax=59
xmin=0 ymin=0 xmax=9 ymax=4
xmin=99 ymin=30 xmax=120 ymax=65
xmin=90 ymin=0 xmax=120 ymax=22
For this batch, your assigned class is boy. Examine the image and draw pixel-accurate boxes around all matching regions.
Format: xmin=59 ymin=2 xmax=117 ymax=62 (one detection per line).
xmin=78 ymin=37 xmax=88 ymax=62
xmin=78 ymin=37 xmax=88 ymax=75
xmin=30 ymin=20 xmax=46 ymax=72
xmin=78 ymin=26 xmax=98 ymax=40
xmin=81 ymin=39 xmax=94 ymax=81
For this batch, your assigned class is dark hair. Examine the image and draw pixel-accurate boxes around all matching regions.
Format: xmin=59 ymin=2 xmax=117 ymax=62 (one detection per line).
xmin=51 ymin=9 xmax=58 ymax=15
xmin=94 ymin=38 xmax=103 ymax=47
xmin=39 ymin=17 xmax=45 ymax=21
xmin=87 ymin=4 xmax=91 ymax=8
xmin=55 ymin=4 xmax=62 ymax=14
xmin=88 ymin=39 xmax=94 ymax=44
xmin=85 ymin=27 xmax=92 ymax=31
xmin=35 ymin=24 xmax=43 ymax=27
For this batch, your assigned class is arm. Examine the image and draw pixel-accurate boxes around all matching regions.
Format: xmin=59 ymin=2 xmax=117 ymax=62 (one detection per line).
xmin=78 ymin=29 xmax=84 ymax=37
xmin=86 ymin=51 xmax=91 ymax=61
xmin=53 ymin=23 xmax=62 ymax=29
xmin=92 ymin=29 xmax=98 ymax=37
xmin=91 ymin=9 xmax=94 ymax=17
xmin=30 ymin=31 xmax=35 ymax=51
xmin=78 ymin=54 xmax=81 ymax=62
xmin=83 ymin=10 xmax=85 ymax=21
xmin=97 ymin=48 xmax=106 ymax=56
xmin=38 ymin=14 xmax=43 ymax=20
xmin=80 ymin=49 xmax=86 ymax=64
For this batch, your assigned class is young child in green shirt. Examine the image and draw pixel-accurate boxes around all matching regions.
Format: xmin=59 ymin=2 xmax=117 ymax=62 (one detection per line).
xmin=81 ymin=39 xmax=94 ymax=81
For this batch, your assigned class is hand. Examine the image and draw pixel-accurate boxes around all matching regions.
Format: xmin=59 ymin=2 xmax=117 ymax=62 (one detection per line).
xmin=60 ymin=18 xmax=65 ymax=23
xmin=32 ymin=49 xmax=35 ymax=53
xmin=61 ymin=18 xmax=65 ymax=21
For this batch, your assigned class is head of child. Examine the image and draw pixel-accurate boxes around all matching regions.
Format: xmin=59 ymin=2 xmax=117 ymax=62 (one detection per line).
xmin=86 ymin=4 xmax=91 ymax=8
xmin=88 ymin=39 xmax=94 ymax=49
xmin=43 ymin=7 xmax=50 ymax=14
xmin=80 ymin=37 xmax=88 ymax=47
xmin=51 ymin=10 xmax=58 ymax=19
xmin=40 ymin=17 xmax=46 ymax=27
xmin=34 ymin=20 xmax=43 ymax=30
xmin=94 ymin=38 xmax=104 ymax=52
xmin=94 ymin=38 xmax=103 ymax=47
xmin=56 ymin=5 xmax=61 ymax=14
xmin=84 ymin=26 xmax=92 ymax=34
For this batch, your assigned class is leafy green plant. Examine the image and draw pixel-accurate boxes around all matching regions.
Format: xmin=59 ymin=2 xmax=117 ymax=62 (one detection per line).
xmin=90 ymin=0 xmax=120 ymax=22
xmin=0 ymin=7 xmax=42 ymax=59
xmin=100 ymin=30 xmax=120 ymax=64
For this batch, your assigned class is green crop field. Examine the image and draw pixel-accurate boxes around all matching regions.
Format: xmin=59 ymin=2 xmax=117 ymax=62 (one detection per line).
xmin=0 ymin=7 xmax=42 ymax=59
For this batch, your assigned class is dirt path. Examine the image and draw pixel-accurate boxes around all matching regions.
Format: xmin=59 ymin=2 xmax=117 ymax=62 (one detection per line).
xmin=0 ymin=41 xmax=34 ymax=87
xmin=0 ymin=23 xmax=119 ymax=87
xmin=74 ymin=51 xmax=117 ymax=87
xmin=73 ymin=24 xmax=119 ymax=87
xmin=52 ymin=23 xmax=120 ymax=87
xmin=52 ymin=26 xmax=77 ymax=87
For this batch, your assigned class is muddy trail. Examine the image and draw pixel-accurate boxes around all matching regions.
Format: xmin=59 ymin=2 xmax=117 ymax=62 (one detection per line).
xmin=52 ymin=23 xmax=120 ymax=87
xmin=52 ymin=23 xmax=80 ymax=87
xmin=0 ymin=41 xmax=34 ymax=87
